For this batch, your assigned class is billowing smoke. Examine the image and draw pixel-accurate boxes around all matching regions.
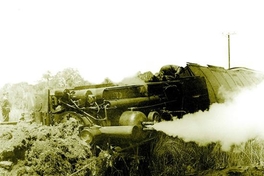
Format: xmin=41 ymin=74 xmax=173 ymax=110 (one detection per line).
xmin=153 ymin=80 xmax=264 ymax=151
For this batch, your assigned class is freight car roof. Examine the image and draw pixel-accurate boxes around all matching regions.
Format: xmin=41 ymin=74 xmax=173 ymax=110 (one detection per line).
xmin=186 ymin=62 xmax=264 ymax=104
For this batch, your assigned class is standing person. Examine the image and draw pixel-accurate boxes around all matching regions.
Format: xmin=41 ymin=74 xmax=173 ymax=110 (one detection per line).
xmin=2 ymin=95 xmax=11 ymax=122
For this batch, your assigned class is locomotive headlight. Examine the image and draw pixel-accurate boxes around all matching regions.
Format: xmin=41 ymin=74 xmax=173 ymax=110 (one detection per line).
xmin=87 ymin=94 xmax=96 ymax=105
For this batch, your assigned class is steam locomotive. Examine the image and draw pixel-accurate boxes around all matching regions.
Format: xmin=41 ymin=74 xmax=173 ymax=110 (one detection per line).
xmin=37 ymin=63 xmax=264 ymax=147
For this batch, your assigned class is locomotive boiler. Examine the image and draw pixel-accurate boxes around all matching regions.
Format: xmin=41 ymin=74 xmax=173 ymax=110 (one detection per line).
xmin=38 ymin=63 xmax=264 ymax=147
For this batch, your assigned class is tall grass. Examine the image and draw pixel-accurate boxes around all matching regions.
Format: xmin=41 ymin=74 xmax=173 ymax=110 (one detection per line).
xmin=150 ymin=132 xmax=264 ymax=175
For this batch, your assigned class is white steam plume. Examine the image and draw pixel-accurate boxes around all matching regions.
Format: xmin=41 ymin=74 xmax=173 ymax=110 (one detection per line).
xmin=153 ymin=81 xmax=264 ymax=151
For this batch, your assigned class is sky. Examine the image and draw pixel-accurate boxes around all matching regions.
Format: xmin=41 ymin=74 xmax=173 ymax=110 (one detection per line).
xmin=1 ymin=0 xmax=264 ymax=87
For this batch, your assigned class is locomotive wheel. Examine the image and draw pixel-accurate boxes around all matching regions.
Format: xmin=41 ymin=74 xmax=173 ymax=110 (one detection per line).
xmin=58 ymin=111 xmax=91 ymax=126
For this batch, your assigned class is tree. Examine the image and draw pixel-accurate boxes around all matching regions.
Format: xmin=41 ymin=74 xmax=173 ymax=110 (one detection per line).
xmin=1 ymin=82 xmax=35 ymax=111
xmin=52 ymin=68 xmax=88 ymax=88
xmin=41 ymin=71 xmax=53 ymax=88
xmin=102 ymin=77 xmax=113 ymax=84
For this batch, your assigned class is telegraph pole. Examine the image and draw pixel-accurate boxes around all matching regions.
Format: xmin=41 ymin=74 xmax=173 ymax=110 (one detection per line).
xmin=223 ymin=32 xmax=235 ymax=69
xmin=228 ymin=34 xmax=230 ymax=69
